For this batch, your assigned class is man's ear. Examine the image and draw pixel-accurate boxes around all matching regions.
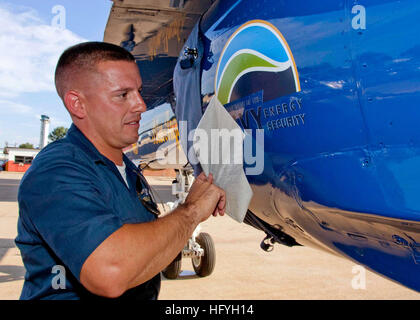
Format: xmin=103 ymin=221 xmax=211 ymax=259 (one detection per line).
xmin=64 ymin=90 xmax=86 ymax=119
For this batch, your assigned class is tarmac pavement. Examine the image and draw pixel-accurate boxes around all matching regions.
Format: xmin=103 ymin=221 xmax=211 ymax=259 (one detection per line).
xmin=0 ymin=171 xmax=418 ymax=300
xmin=0 ymin=179 xmax=20 ymax=202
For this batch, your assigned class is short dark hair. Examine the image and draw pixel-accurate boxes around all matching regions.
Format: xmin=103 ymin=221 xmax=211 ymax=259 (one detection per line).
xmin=54 ymin=41 xmax=135 ymax=99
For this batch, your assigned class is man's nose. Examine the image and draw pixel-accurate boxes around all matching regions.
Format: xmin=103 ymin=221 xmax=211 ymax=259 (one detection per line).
xmin=132 ymin=90 xmax=147 ymax=113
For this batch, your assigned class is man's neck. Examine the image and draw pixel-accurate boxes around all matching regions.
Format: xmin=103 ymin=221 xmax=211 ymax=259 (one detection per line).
xmin=75 ymin=123 xmax=124 ymax=165
xmin=98 ymin=147 xmax=124 ymax=166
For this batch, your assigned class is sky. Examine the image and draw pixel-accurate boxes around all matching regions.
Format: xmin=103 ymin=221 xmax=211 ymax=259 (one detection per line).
xmin=0 ymin=0 xmax=113 ymax=148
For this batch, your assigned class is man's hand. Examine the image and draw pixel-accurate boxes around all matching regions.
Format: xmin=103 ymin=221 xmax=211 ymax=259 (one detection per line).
xmin=184 ymin=172 xmax=226 ymax=222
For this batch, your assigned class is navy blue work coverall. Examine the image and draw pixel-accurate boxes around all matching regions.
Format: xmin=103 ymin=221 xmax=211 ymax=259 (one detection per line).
xmin=15 ymin=124 xmax=160 ymax=300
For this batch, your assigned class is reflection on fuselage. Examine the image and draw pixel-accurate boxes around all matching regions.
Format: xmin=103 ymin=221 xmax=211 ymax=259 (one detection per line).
xmin=124 ymin=104 xmax=187 ymax=169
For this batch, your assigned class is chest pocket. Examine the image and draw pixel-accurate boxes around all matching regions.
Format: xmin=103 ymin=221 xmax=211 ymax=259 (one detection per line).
xmin=112 ymin=187 xmax=155 ymax=224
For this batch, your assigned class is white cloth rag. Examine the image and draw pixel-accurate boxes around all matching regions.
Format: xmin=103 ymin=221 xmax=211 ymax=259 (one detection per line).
xmin=193 ymin=96 xmax=253 ymax=222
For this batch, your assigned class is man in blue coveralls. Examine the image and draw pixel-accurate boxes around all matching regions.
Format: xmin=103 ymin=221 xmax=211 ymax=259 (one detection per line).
xmin=15 ymin=42 xmax=226 ymax=300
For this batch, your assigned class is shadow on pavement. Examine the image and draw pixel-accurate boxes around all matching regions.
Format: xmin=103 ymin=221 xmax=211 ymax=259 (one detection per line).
xmin=0 ymin=238 xmax=16 ymax=261
xmin=0 ymin=238 xmax=15 ymax=248
xmin=0 ymin=265 xmax=25 ymax=283
xmin=161 ymin=270 xmax=199 ymax=281
xmin=0 ymin=238 xmax=25 ymax=283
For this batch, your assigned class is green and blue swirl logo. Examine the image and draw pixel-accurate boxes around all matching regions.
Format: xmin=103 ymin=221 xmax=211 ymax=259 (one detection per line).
xmin=215 ymin=20 xmax=300 ymax=105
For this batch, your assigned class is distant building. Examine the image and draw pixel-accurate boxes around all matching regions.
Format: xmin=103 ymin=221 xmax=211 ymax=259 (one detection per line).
xmin=0 ymin=150 xmax=7 ymax=161
xmin=1 ymin=115 xmax=50 ymax=172
xmin=3 ymin=147 xmax=40 ymax=172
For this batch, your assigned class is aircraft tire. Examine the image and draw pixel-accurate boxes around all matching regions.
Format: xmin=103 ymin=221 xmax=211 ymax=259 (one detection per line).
xmin=192 ymin=232 xmax=215 ymax=277
xmin=162 ymin=251 xmax=182 ymax=279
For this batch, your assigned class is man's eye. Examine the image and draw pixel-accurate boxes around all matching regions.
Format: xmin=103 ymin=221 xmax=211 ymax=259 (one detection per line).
xmin=119 ymin=92 xmax=127 ymax=98
xmin=138 ymin=88 xmax=143 ymax=95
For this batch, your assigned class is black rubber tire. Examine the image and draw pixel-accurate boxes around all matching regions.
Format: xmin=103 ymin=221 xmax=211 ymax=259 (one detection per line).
xmin=162 ymin=252 xmax=182 ymax=279
xmin=192 ymin=232 xmax=215 ymax=277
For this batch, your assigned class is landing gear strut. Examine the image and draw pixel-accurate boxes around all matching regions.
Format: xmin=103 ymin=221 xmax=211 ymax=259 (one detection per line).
xmin=162 ymin=169 xmax=216 ymax=279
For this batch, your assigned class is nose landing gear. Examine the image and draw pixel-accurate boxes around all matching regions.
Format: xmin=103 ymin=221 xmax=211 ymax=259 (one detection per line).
xmin=191 ymin=232 xmax=215 ymax=277
xmin=162 ymin=169 xmax=216 ymax=279
xmin=163 ymin=230 xmax=216 ymax=279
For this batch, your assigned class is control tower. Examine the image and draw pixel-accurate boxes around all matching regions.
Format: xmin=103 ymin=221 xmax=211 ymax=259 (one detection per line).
xmin=39 ymin=115 xmax=50 ymax=149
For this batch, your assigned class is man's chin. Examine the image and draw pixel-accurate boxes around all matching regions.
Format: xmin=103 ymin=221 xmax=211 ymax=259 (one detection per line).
xmin=121 ymin=136 xmax=139 ymax=149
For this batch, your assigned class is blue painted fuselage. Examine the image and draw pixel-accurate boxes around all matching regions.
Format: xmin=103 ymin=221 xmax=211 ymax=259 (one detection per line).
xmin=197 ymin=0 xmax=420 ymax=291
xmin=123 ymin=0 xmax=420 ymax=291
